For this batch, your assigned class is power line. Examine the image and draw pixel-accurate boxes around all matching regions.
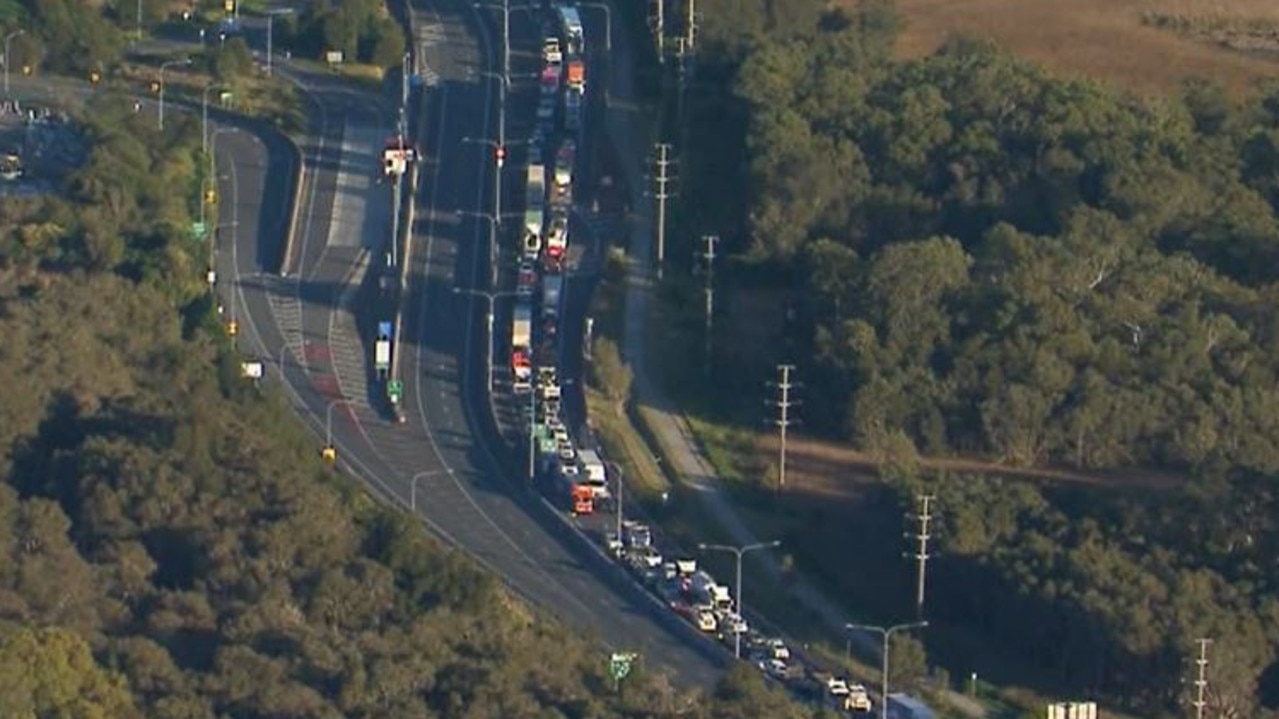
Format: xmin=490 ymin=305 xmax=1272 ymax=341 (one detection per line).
xmin=673 ymin=37 xmax=691 ymax=150
xmin=906 ymin=494 xmax=935 ymax=619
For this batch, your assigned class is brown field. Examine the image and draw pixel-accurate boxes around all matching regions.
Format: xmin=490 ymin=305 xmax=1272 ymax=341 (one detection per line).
xmin=754 ymin=433 xmax=1185 ymax=499
xmin=874 ymin=0 xmax=1279 ymax=96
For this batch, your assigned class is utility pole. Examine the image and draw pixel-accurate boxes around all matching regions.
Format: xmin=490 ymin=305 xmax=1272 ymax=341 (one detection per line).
xmin=686 ymin=0 xmax=697 ymax=50
xmin=651 ymin=0 xmax=665 ymax=62
xmin=1192 ymin=638 xmax=1211 ymax=719
xmin=906 ymin=494 xmax=936 ymax=619
xmin=770 ymin=364 xmax=796 ymax=490
xmin=652 ymin=143 xmax=674 ymax=279
xmin=698 ymin=234 xmax=718 ymax=376
xmin=673 ymin=37 xmax=690 ymax=144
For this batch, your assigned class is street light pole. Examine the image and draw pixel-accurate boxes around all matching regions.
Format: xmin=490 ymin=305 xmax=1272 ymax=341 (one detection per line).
xmin=265 ymin=9 xmax=294 ymax=77
xmin=845 ymin=621 xmax=930 ymax=719
xmin=527 ymin=383 xmax=536 ymax=483
xmin=698 ymin=540 xmax=782 ymax=659
xmin=325 ymin=399 xmax=353 ymax=450
xmin=158 ymin=58 xmax=192 ymax=131
xmin=613 ymin=463 xmax=625 ymax=541
xmin=202 ymin=83 xmax=228 ymax=158
xmin=453 ymin=286 xmax=517 ymax=393
xmin=3 ymin=30 xmax=24 ymax=97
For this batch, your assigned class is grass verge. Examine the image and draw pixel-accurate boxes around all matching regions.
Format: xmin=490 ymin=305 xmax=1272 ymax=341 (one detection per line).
xmin=881 ymin=0 xmax=1279 ymax=97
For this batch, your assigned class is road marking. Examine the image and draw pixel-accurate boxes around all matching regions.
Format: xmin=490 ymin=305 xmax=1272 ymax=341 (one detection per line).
xmin=264 ymin=275 xmax=305 ymax=366
xmin=328 ymin=250 xmax=373 ymax=411
xmin=416 ymin=22 xmax=446 ymax=47
xmin=304 ymin=342 xmax=332 ymax=363
xmin=313 ymin=372 xmax=340 ymax=398
xmin=327 ymin=120 xmax=384 ymax=248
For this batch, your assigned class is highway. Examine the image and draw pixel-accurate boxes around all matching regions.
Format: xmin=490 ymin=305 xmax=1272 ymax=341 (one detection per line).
xmin=195 ymin=0 xmax=729 ymax=688
xmin=398 ymin=0 xmax=728 ymax=684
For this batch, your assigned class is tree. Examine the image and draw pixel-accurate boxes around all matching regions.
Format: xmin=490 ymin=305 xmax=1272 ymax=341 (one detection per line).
xmin=0 ymin=626 xmax=139 ymax=719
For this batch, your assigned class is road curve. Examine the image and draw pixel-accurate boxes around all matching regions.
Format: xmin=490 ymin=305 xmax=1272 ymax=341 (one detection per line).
xmin=54 ymin=18 xmax=731 ymax=689
xmin=396 ymin=0 xmax=727 ymax=686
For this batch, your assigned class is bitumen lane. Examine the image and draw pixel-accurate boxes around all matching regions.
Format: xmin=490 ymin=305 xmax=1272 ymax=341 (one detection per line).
xmin=177 ymin=9 xmax=725 ymax=687
xmin=394 ymin=0 xmax=727 ymax=686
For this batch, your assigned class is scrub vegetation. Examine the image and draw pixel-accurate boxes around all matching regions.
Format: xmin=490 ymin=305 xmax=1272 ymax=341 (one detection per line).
xmin=0 ymin=4 xmax=828 ymax=718
xmin=659 ymin=0 xmax=1279 ymax=715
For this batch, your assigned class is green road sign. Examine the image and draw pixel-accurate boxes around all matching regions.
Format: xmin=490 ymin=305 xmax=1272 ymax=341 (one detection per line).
xmin=387 ymin=379 xmax=403 ymax=402
xmin=191 ymin=221 xmax=208 ymax=240
xmin=609 ymin=652 xmax=636 ymax=683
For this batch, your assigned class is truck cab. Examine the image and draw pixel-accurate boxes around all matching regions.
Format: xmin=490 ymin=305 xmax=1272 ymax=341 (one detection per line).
xmin=570 ymin=484 xmax=593 ymax=515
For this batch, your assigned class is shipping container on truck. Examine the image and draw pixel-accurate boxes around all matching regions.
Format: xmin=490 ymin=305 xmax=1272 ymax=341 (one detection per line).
xmin=525 ymin=163 xmax=546 ymax=240
xmin=557 ymin=6 xmax=584 ymax=56
xmin=375 ymin=321 xmax=393 ymax=377
xmin=512 ymin=301 xmax=533 ymax=389
xmin=576 ymin=448 xmax=609 ymax=498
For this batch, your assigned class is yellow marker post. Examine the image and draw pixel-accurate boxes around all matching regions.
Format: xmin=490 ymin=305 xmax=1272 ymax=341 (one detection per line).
xmin=226 ymin=320 xmax=238 ymax=337
xmin=321 ymin=446 xmax=336 ymax=463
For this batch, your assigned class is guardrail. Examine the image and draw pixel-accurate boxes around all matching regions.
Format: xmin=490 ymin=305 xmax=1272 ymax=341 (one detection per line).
xmin=279 ymin=135 xmax=305 ymax=276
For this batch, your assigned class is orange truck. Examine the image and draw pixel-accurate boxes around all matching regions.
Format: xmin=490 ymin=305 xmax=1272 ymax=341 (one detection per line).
xmin=565 ymin=59 xmax=585 ymax=91
xmin=570 ymin=484 xmax=594 ymax=515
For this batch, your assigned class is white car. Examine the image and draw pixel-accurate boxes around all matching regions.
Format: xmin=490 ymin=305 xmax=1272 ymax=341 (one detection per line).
xmin=603 ymin=533 xmax=624 ymax=556
xmin=542 ymin=38 xmax=562 ymax=64
xmin=719 ymin=613 xmax=748 ymax=635
xmin=766 ymin=638 xmax=790 ymax=661
xmin=757 ymin=658 xmax=788 ymax=680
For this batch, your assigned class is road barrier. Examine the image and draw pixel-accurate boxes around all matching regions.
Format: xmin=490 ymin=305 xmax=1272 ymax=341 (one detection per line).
xmin=279 ymin=135 xmax=305 ymax=276
xmin=389 ymin=162 xmax=417 ymax=385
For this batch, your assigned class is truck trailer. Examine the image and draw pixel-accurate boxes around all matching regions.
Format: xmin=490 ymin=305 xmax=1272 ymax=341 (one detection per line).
xmin=512 ymin=302 xmax=533 ymax=391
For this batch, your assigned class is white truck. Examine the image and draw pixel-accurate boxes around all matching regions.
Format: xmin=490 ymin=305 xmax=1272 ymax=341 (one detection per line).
xmin=576 ymin=448 xmax=608 ymax=498
xmin=557 ymin=5 xmax=584 ymax=56
xmin=542 ymin=274 xmax=563 ymax=318
xmin=512 ymin=302 xmax=533 ymax=390
xmin=524 ymin=164 xmax=546 ymax=253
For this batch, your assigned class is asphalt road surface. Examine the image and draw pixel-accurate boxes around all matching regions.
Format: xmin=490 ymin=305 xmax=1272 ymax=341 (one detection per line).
xmin=182 ymin=0 xmax=730 ymax=689
xmin=395 ymin=0 xmax=728 ymax=686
